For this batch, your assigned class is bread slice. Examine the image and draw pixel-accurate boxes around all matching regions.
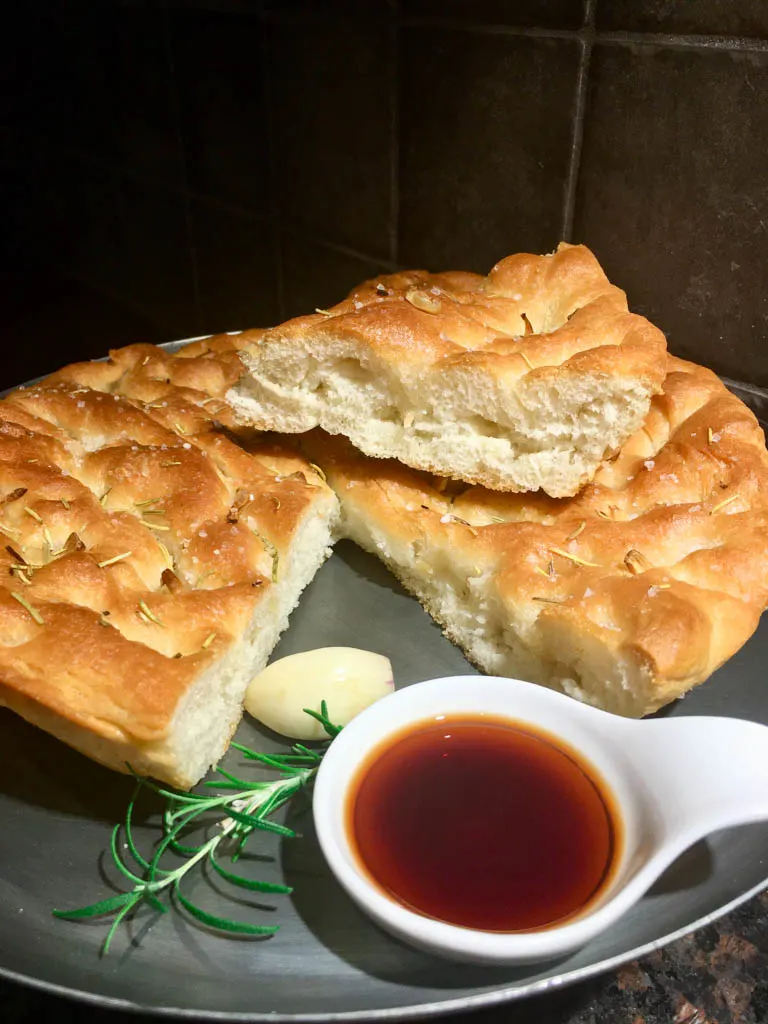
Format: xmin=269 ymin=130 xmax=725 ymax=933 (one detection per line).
xmin=0 ymin=334 xmax=337 ymax=788
xmin=229 ymin=243 xmax=668 ymax=497
xmin=305 ymin=357 xmax=768 ymax=716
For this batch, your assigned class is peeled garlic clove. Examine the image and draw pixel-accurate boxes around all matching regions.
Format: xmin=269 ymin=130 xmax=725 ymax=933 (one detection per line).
xmin=244 ymin=647 xmax=394 ymax=740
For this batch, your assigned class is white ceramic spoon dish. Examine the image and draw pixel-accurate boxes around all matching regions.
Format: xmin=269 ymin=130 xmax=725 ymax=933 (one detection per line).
xmin=313 ymin=674 xmax=768 ymax=965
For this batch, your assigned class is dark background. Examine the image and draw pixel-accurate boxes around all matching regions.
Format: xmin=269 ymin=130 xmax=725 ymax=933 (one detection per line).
xmin=3 ymin=0 xmax=768 ymax=390
xmin=1 ymin=2 xmax=767 ymax=1022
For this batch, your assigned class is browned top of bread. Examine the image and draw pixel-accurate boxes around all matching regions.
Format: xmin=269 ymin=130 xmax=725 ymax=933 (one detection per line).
xmin=0 ymin=333 xmax=330 ymax=753
xmin=308 ymin=357 xmax=768 ymax=713
xmin=255 ymin=243 xmax=666 ymax=390
xmin=46 ymin=329 xmax=266 ymax=432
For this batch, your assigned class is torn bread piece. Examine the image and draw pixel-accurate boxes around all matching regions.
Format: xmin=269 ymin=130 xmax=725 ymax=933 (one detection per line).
xmin=229 ymin=243 xmax=667 ymax=497
xmin=306 ymin=356 xmax=768 ymax=716
xmin=0 ymin=334 xmax=336 ymax=788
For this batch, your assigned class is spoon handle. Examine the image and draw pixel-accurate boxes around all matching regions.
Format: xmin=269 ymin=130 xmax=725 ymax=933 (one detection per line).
xmin=623 ymin=716 xmax=768 ymax=845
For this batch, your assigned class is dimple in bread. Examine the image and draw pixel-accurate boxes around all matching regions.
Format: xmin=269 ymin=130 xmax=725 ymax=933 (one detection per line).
xmin=0 ymin=334 xmax=337 ymax=789
xmin=229 ymin=243 xmax=668 ymax=498
xmin=305 ymin=357 xmax=768 ymax=716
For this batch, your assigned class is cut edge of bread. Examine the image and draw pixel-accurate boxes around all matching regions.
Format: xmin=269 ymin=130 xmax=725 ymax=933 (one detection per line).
xmin=0 ymin=494 xmax=338 ymax=789
xmin=229 ymin=357 xmax=655 ymax=497
xmin=336 ymin=500 xmax=676 ymax=719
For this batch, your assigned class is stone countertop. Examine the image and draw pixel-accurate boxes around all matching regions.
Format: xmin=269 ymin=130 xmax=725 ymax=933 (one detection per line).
xmin=1 ymin=891 xmax=765 ymax=1024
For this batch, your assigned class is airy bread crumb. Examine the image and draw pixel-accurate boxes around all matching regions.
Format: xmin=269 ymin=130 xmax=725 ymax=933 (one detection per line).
xmin=229 ymin=244 xmax=667 ymax=497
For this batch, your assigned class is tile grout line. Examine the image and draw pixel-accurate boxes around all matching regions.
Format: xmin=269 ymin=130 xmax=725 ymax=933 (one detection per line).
xmin=388 ymin=0 xmax=400 ymax=267
xmin=401 ymin=16 xmax=582 ymax=41
xmin=260 ymin=7 xmax=285 ymax=322
xmin=400 ymin=15 xmax=768 ymax=53
xmin=281 ymin=222 xmax=400 ymax=272
xmin=561 ymin=1 xmax=595 ymax=242
xmin=161 ymin=0 xmax=203 ymax=335
xmin=596 ymin=29 xmax=768 ymax=52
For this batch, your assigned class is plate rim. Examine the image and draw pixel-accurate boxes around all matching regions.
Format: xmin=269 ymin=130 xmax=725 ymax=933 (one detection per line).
xmin=1 ymin=875 xmax=766 ymax=1022
xmin=1 ymin=336 xmax=767 ymax=1020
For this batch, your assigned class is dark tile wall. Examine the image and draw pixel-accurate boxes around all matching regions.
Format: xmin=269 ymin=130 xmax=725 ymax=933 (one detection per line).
xmin=3 ymin=0 xmax=768 ymax=385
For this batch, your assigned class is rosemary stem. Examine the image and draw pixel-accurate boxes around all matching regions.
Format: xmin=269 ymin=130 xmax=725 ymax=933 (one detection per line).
xmin=143 ymin=771 xmax=314 ymax=897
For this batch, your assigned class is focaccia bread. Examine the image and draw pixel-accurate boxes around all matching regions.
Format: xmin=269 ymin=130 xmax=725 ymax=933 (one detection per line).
xmin=0 ymin=333 xmax=337 ymax=788
xmin=306 ymin=357 xmax=768 ymax=716
xmin=229 ymin=243 xmax=668 ymax=497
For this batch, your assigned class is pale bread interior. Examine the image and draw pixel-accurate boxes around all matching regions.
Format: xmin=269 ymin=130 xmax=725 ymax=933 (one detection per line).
xmin=231 ymin=342 xmax=653 ymax=497
xmin=337 ymin=496 xmax=653 ymax=718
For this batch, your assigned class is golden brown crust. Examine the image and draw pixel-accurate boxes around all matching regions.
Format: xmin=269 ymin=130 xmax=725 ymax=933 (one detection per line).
xmin=0 ymin=332 xmax=332 ymax=782
xmin=306 ymin=356 xmax=768 ymax=714
xmin=266 ymin=244 xmax=666 ymax=383
xmin=45 ymin=329 xmax=265 ymax=433
xmin=343 ymin=246 xmax=665 ymax=383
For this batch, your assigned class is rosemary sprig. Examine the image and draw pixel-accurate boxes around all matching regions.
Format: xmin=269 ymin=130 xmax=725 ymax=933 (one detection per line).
xmin=52 ymin=704 xmax=340 ymax=954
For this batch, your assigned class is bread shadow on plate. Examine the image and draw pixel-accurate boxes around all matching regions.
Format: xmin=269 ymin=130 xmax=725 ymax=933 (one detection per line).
xmin=333 ymin=539 xmax=413 ymax=597
xmin=0 ymin=710 xmax=148 ymax=822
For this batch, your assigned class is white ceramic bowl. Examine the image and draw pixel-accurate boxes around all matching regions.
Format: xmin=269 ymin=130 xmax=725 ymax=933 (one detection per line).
xmin=312 ymin=675 xmax=768 ymax=964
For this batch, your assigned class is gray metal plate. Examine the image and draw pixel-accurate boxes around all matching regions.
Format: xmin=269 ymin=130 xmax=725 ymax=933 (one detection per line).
xmin=0 ymin=354 xmax=766 ymax=1020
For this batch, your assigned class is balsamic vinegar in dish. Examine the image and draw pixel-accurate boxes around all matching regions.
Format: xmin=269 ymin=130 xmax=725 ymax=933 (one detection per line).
xmin=347 ymin=715 xmax=621 ymax=932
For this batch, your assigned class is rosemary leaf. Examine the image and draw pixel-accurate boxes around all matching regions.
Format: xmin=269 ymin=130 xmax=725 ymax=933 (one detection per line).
xmin=290 ymin=744 xmax=322 ymax=763
xmin=125 ymin=785 xmax=153 ymax=873
xmin=137 ymin=600 xmax=164 ymax=627
xmin=303 ymin=701 xmax=342 ymax=737
xmin=52 ymin=892 xmax=136 ymax=920
xmin=110 ymin=824 xmax=144 ymax=885
xmin=10 ymin=591 xmax=44 ymax=625
xmin=225 ymin=806 xmax=295 ymax=838
xmin=98 ymin=551 xmax=132 ymax=569
xmin=209 ymin=852 xmax=292 ymax=895
xmin=103 ymin=899 xmax=140 ymax=955
xmin=233 ymin=749 xmax=303 ymax=772
xmin=174 ymin=885 xmax=280 ymax=936
xmin=163 ymin=806 xmax=204 ymax=857
xmin=211 ymin=766 xmax=254 ymax=788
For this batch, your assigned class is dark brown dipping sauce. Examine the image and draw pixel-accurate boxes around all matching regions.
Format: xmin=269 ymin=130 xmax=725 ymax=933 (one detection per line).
xmin=347 ymin=716 xmax=619 ymax=932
